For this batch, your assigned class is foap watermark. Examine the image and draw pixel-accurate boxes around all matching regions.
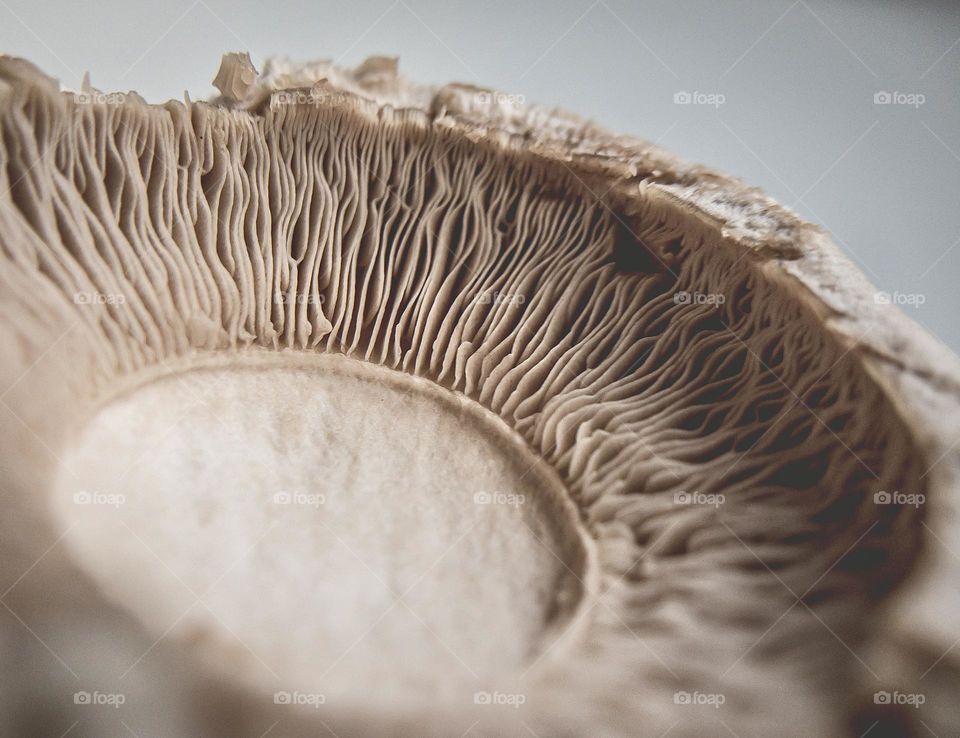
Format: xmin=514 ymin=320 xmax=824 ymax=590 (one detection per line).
xmin=474 ymin=690 xmax=526 ymax=708
xmin=74 ymin=291 xmax=126 ymax=306
xmin=674 ymin=90 xmax=726 ymax=108
xmin=270 ymin=89 xmax=353 ymax=109
xmin=73 ymin=91 xmax=128 ymax=106
xmin=473 ymin=91 xmax=525 ymax=106
xmin=674 ymin=291 xmax=725 ymax=308
xmin=274 ymin=293 xmax=325 ymax=306
xmin=674 ymin=691 xmax=726 ymax=708
xmin=874 ymin=690 xmax=925 ymax=709
xmin=273 ymin=690 xmax=325 ymax=708
xmin=273 ymin=491 xmax=326 ymax=508
xmin=471 ymin=290 xmax=525 ymax=306
xmin=674 ymin=490 xmax=725 ymax=508
xmin=474 ymin=491 xmax=525 ymax=507
xmin=874 ymin=490 xmax=925 ymax=509
xmin=874 ymin=291 xmax=925 ymax=308
xmin=873 ymin=91 xmax=925 ymax=109
xmin=74 ymin=491 xmax=125 ymax=508
xmin=74 ymin=691 xmax=125 ymax=708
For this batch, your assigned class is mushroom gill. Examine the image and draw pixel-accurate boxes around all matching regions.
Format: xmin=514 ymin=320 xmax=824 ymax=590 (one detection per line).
xmin=0 ymin=53 xmax=957 ymax=738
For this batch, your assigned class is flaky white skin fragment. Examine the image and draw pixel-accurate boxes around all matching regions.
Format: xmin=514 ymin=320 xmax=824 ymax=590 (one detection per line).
xmin=0 ymin=52 xmax=957 ymax=737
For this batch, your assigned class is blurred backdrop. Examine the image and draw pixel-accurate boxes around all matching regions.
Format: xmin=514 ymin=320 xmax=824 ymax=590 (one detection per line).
xmin=2 ymin=0 xmax=958 ymax=351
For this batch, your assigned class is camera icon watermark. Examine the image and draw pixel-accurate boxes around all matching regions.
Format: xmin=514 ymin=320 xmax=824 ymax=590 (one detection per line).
xmin=473 ymin=690 xmax=526 ymax=708
xmin=673 ymin=691 xmax=726 ymax=708
xmin=873 ymin=90 xmax=925 ymax=108
xmin=73 ymin=91 xmax=128 ymax=106
xmin=874 ymin=690 xmax=925 ymax=708
xmin=74 ymin=690 xmax=126 ymax=708
xmin=274 ymin=293 xmax=325 ymax=305
xmin=273 ymin=690 xmax=325 ymax=708
xmin=473 ymin=491 xmax=526 ymax=507
xmin=73 ymin=291 xmax=126 ymax=306
xmin=273 ymin=491 xmax=326 ymax=507
xmin=674 ymin=490 xmax=725 ymax=508
xmin=473 ymin=91 xmax=525 ymax=106
xmin=673 ymin=90 xmax=726 ymax=108
xmin=873 ymin=490 xmax=925 ymax=509
xmin=73 ymin=490 xmax=125 ymax=508
xmin=470 ymin=290 xmax=526 ymax=306
xmin=270 ymin=89 xmax=353 ymax=109
xmin=674 ymin=290 xmax=725 ymax=308
xmin=874 ymin=291 xmax=925 ymax=307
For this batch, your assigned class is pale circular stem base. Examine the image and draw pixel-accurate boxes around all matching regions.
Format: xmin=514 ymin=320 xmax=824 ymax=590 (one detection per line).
xmin=51 ymin=351 xmax=596 ymax=711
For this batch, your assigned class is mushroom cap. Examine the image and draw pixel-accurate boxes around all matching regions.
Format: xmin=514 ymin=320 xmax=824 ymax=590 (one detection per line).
xmin=0 ymin=52 xmax=958 ymax=737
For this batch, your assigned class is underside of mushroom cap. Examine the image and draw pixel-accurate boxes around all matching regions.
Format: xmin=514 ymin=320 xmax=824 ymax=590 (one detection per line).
xmin=0 ymin=52 xmax=958 ymax=738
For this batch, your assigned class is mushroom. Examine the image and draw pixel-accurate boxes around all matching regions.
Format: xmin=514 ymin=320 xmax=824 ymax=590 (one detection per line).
xmin=0 ymin=52 xmax=957 ymax=738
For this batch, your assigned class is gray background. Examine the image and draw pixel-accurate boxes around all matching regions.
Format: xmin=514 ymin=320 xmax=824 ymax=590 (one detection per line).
xmin=2 ymin=0 xmax=958 ymax=352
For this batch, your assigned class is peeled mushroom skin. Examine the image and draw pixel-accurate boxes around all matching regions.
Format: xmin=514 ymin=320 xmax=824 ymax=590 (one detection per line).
xmin=0 ymin=52 xmax=958 ymax=738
